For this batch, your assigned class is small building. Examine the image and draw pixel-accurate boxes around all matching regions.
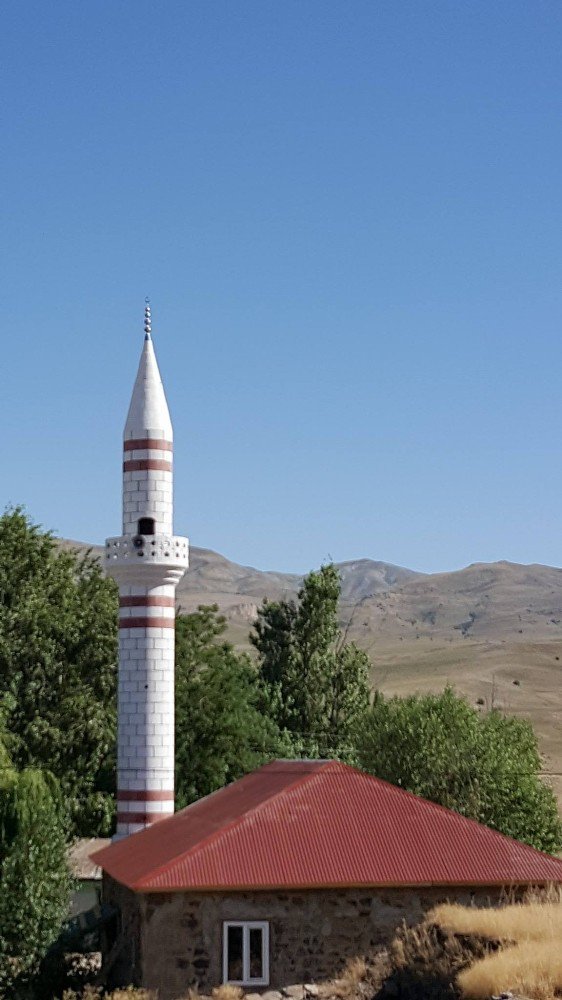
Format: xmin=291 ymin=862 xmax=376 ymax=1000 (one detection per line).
xmin=92 ymin=759 xmax=562 ymax=997
xmin=68 ymin=838 xmax=111 ymax=917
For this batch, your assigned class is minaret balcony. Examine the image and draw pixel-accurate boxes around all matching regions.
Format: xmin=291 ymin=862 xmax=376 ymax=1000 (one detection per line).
xmin=105 ymin=534 xmax=189 ymax=586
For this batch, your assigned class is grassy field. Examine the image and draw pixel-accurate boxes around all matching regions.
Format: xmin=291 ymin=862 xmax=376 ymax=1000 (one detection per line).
xmin=357 ymin=634 xmax=562 ymax=807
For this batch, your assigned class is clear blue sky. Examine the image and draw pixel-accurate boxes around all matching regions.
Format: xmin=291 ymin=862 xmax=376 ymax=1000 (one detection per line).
xmin=2 ymin=1 xmax=562 ymax=574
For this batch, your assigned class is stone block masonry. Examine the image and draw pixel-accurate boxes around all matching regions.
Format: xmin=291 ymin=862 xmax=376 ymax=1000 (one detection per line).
xmin=116 ymin=584 xmax=176 ymax=834
xmin=122 ymin=438 xmax=173 ymax=537
xmin=102 ymin=877 xmax=508 ymax=999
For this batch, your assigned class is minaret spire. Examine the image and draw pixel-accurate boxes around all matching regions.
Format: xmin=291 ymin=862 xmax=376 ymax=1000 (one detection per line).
xmin=144 ymin=298 xmax=152 ymax=340
xmin=105 ymin=302 xmax=189 ymax=839
xmin=124 ymin=302 xmax=172 ymax=444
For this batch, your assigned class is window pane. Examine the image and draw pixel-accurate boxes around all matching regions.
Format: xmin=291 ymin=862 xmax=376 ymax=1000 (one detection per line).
xmin=227 ymin=926 xmax=243 ymax=981
xmin=249 ymin=927 xmax=263 ymax=979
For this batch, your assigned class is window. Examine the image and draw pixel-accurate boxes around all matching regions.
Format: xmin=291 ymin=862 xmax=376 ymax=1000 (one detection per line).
xmin=137 ymin=517 xmax=155 ymax=535
xmin=223 ymin=921 xmax=269 ymax=986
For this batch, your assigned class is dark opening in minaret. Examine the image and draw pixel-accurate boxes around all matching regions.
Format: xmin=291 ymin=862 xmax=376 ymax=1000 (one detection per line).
xmin=138 ymin=517 xmax=155 ymax=535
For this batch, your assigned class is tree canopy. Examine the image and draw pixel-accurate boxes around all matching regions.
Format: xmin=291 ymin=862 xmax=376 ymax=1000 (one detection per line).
xmin=0 ymin=755 xmax=73 ymax=997
xmin=175 ymin=604 xmax=289 ymax=808
xmin=1 ymin=507 xmax=561 ymax=858
xmin=251 ymin=564 xmax=370 ymax=758
xmin=0 ymin=507 xmax=118 ymax=835
xmin=356 ymin=686 xmax=562 ymax=854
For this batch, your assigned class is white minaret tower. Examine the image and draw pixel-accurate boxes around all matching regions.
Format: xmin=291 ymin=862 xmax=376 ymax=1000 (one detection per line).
xmin=105 ymin=301 xmax=188 ymax=838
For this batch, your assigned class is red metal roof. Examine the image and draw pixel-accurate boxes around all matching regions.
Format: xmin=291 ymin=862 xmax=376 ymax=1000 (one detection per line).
xmin=92 ymin=760 xmax=562 ymax=892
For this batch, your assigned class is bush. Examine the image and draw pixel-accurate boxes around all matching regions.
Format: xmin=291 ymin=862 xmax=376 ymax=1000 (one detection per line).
xmin=357 ymin=687 xmax=562 ymax=852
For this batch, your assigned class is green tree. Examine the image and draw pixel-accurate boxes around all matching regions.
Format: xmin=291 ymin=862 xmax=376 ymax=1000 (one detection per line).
xmin=175 ymin=605 xmax=289 ymax=808
xmin=0 ymin=701 xmax=12 ymax=774
xmin=0 ymin=762 xmax=73 ymax=997
xmin=251 ymin=564 xmax=370 ymax=757
xmin=356 ymin=687 xmax=562 ymax=853
xmin=0 ymin=507 xmax=118 ymax=835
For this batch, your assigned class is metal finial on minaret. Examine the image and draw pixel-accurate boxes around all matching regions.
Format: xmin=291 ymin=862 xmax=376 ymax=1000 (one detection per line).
xmin=144 ymin=297 xmax=152 ymax=340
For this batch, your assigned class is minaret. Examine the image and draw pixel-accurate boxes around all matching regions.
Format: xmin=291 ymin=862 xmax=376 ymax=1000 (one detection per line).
xmin=105 ymin=301 xmax=188 ymax=838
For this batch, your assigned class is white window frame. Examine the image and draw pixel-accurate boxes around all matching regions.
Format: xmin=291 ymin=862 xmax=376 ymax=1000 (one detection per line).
xmin=222 ymin=920 xmax=270 ymax=986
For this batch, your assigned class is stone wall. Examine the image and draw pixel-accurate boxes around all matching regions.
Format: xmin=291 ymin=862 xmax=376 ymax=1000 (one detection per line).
xmin=102 ymin=875 xmax=143 ymax=988
xmin=103 ymin=877 xmax=506 ymax=998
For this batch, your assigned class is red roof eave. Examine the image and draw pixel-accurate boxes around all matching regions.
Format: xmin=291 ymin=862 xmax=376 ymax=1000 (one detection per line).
xmin=128 ymin=877 xmax=562 ymax=894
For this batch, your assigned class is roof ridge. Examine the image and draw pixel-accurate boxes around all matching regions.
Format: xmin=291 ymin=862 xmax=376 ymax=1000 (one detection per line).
xmin=134 ymin=760 xmax=336 ymax=890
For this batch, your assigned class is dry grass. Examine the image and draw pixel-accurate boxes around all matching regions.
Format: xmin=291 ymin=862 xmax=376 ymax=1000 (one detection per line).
xmin=320 ymin=957 xmax=368 ymax=999
xmin=389 ymin=920 xmax=486 ymax=974
xmin=62 ymin=989 xmax=100 ymax=1000
xmin=339 ymin=956 xmax=368 ymax=990
xmin=428 ymin=894 xmax=562 ymax=999
xmin=319 ymin=928 xmax=490 ymax=1000
xmin=62 ymin=991 xmax=156 ymax=1000
xmin=429 ymin=899 xmax=562 ymax=943
xmin=458 ymin=939 xmax=562 ymax=1000
xmin=106 ymin=992 xmax=155 ymax=1000
xmin=391 ymin=922 xmax=440 ymax=970
xmin=391 ymin=921 xmax=490 ymax=992
xmin=211 ymin=985 xmax=244 ymax=1000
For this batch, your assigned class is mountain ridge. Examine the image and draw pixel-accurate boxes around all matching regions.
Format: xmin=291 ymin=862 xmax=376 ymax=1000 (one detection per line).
xmin=59 ymin=537 xmax=562 ymax=805
xmin=61 ymin=538 xmax=423 ymax=603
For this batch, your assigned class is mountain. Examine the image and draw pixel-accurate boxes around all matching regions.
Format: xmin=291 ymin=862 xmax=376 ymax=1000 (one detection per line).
xmin=62 ymin=539 xmax=421 ymax=619
xmin=340 ymin=560 xmax=562 ymax=807
xmin=61 ymin=540 xmax=562 ymax=805
xmin=346 ymin=559 xmax=562 ymax=644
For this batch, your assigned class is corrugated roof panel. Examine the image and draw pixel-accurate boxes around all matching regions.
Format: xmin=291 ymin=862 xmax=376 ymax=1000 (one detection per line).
xmin=92 ymin=760 xmax=562 ymax=891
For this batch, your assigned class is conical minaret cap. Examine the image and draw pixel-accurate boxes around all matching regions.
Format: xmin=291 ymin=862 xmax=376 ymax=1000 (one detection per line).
xmin=123 ymin=302 xmax=173 ymax=441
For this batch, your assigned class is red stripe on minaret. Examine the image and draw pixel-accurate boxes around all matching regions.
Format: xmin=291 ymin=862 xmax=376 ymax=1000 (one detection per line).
xmin=124 ymin=438 xmax=173 ymax=452
xmin=123 ymin=459 xmax=172 ymax=472
xmin=117 ymin=811 xmax=172 ymax=825
xmin=119 ymin=596 xmax=175 ymax=608
xmin=118 ymin=616 xmax=175 ymax=629
xmin=117 ymin=790 xmax=174 ymax=802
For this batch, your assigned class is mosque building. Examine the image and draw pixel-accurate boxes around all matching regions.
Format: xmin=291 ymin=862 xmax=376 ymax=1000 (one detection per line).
xmin=92 ymin=305 xmax=562 ymax=997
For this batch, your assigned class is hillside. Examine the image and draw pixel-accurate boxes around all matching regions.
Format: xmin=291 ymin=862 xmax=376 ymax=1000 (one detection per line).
xmin=62 ymin=539 xmax=562 ymax=804
xmin=63 ymin=539 xmax=422 ymax=621
xmin=341 ymin=561 xmax=562 ymax=805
